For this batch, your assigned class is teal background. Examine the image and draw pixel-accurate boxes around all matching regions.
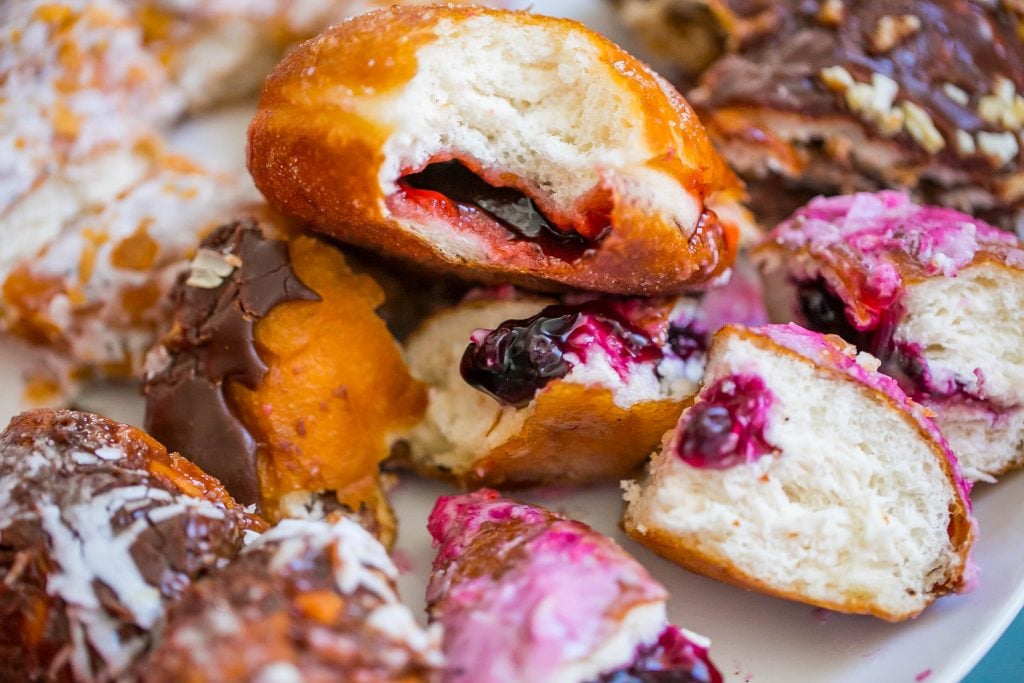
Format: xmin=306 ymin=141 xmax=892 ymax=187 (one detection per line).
xmin=966 ymin=610 xmax=1024 ymax=680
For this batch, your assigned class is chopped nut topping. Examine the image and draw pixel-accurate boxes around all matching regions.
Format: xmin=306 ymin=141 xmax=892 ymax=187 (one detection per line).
xmin=955 ymin=129 xmax=977 ymax=156
xmin=186 ymin=248 xmax=240 ymax=289
xmin=901 ymin=101 xmax=946 ymax=153
xmin=978 ymin=77 xmax=1024 ymax=131
xmin=871 ymin=14 xmax=922 ymax=53
xmin=943 ymin=83 xmax=970 ymax=107
xmin=818 ymin=0 xmax=845 ymax=26
xmin=977 ymin=131 xmax=1020 ymax=168
xmin=819 ymin=65 xmax=855 ymax=91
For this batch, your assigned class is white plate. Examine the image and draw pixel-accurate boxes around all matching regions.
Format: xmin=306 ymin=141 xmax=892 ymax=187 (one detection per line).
xmin=22 ymin=2 xmax=1023 ymax=682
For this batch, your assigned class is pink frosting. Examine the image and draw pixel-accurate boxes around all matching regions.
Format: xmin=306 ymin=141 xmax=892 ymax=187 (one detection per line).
xmin=427 ymin=490 xmax=667 ymax=683
xmin=755 ymin=324 xmax=974 ymax=510
xmin=767 ymin=191 xmax=1023 ymax=327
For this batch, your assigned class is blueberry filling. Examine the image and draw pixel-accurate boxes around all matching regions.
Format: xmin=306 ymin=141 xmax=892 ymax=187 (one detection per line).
xmin=676 ymin=374 xmax=775 ymax=469
xmin=399 ymin=161 xmax=608 ymax=257
xmin=460 ymin=300 xmax=662 ymax=408
xmin=592 ymin=626 xmax=722 ymax=683
xmin=795 ymin=278 xmax=863 ymax=345
xmin=666 ymin=320 xmax=708 ymax=363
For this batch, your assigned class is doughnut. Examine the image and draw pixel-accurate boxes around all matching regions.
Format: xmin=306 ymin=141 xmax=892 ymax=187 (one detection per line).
xmin=753 ymin=191 xmax=1024 ymax=481
xmin=402 ymin=290 xmax=710 ymax=487
xmin=0 ymin=408 xmax=265 ymax=681
xmin=427 ymin=490 xmax=722 ymax=683
xmin=1 ymin=154 xmax=252 ymax=383
xmin=248 ymin=6 xmax=749 ymax=296
xmin=615 ymin=0 xmax=1024 ymax=229
xmin=143 ymin=216 xmax=426 ymax=541
xmin=623 ymin=323 xmax=976 ymax=621
xmin=142 ymin=516 xmax=442 ymax=682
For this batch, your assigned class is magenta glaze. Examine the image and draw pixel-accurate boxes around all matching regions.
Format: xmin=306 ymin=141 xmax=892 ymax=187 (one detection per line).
xmin=676 ymin=374 xmax=777 ymax=469
xmin=700 ymin=259 xmax=769 ymax=334
xmin=769 ymin=191 xmax=1022 ymax=328
xmin=756 ymin=324 xmax=975 ymax=510
xmin=427 ymin=490 xmax=669 ymax=683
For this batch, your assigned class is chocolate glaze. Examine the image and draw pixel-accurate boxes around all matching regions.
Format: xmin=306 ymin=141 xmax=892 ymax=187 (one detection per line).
xmin=690 ymin=0 xmax=1024 ymax=223
xmin=143 ymin=219 xmax=319 ymax=506
xmin=0 ymin=409 xmax=261 ymax=682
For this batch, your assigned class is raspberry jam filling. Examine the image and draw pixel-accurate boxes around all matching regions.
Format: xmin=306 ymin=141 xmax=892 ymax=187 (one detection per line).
xmin=676 ymin=374 xmax=776 ymax=469
xmin=593 ymin=626 xmax=722 ymax=683
xmin=460 ymin=300 xmax=662 ymax=407
xmin=398 ymin=161 xmax=609 ymax=258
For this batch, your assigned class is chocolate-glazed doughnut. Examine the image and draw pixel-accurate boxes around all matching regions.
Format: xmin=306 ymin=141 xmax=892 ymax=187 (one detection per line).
xmin=0 ymin=408 xmax=265 ymax=682
xmin=143 ymin=215 xmax=426 ymax=541
xmin=141 ymin=516 xmax=442 ymax=682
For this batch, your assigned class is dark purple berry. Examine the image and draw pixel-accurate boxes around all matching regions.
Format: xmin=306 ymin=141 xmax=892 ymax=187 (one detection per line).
xmin=677 ymin=374 xmax=775 ymax=469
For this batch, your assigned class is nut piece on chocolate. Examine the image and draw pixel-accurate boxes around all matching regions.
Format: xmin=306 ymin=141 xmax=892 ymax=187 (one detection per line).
xmin=141 ymin=516 xmax=442 ymax=683
xmin=0 ymin=408 xmax=265 ymax=682
xmin=143 ymin=215 xmax=427 ymax=542
xmin=622 ymin=0 xmax=1024 ymax=229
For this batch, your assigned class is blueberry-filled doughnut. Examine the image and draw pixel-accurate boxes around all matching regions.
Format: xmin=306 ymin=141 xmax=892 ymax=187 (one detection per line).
xmin=624 ymin=323 xmax=976 ymax=621
xmin=755 ymin=191 xmax=1024 ymax=481
xmin=402 ymin=290 xmax=710 ymax=486
xmin=143 ymin=216 xmax=426 ymax=541
xmin=248 ymin=6 xmax=750 ymax=296
xmin=142 ymin=516 xmax=442 ymax=682
xmin=0 ymin=408 xmax=265 ymax=681
xmin=428 ymin=490 xmax=722 ymax=683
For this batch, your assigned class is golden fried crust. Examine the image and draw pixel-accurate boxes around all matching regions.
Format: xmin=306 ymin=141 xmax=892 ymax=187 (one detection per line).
xmin=454 ymin=382 xmax=685 ymax=488
xmin=228 ymin=234 xmax=427 ymax=526
xmin=248 ymin=6 xmax=741 ymax=295
xmin=625 ymin=328 xmax=974 ymax=622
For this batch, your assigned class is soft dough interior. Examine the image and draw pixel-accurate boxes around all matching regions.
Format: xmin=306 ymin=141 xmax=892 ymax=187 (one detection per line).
xmin=379 ymin=13 xmax=701 ymax=243
xmin=626 ymin=331 xmax=962 ymax=618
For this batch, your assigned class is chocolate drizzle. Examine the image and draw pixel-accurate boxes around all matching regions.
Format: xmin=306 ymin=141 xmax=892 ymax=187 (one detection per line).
xmin=143 ymin=219 xmax=320 ymax=506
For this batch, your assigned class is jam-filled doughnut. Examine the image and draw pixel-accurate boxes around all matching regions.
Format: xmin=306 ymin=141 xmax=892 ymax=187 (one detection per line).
xmin=143 ymin=216 xmax=426 ymax=541
xmin=248 ymin=6 xmax=750 ymax=296
xmin=666 ymin=0 xmax=1024 ymax=229
xmin=754 ymin=191 xmax=1024 ymax=481
xmin=427 ymin=490 xmax=723 ymax=683
xmin=142 ymin=516 xmax=442 ymax=682
xmin=402 ymin=290 xmax=711 ymax=487
xmin=624 ymin=323 xmax=976 ymax=622
xmin=0 ymin=408 xmax=265 ymax=682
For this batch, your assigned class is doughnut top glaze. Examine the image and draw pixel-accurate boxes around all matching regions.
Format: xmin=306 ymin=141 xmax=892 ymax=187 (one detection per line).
xmin=427 ymin=490 xmax=678 ymax=683
xmin=761 ymin=191 xmax=1024 ymax=328
xmin=0 ymin=409 xmax=264 ymax=682
xmin=143 ymin=218 xmax=319 ymax=506
xmin=143 ymin=517 xmax=442 ymax=681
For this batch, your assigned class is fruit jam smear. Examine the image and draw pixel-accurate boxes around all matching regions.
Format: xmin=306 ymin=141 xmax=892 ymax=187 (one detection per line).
xmin=676 ymin=374 xmax=776 ymax=469
xmin=460 ymin=299 xmax=669 ymax=408
xmin=593 ymin=626 xmax=722 ymax=683
xmin=399 ymin=160 xmax=610 ymax=259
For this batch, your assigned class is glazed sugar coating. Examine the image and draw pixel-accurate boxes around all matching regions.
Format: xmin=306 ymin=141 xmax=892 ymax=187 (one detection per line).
xmin=2 ymin=155 xmax=253 ymax=380
xmin=249 ymin=5 xmax=748 ymax=295
xmin=144 ymin=216 xmax=426 ymax=539
xmin=644 ymin=0 xmax=1024 ymax=229
xmin=624 ymin=324 xmax=976 ymax=621
xmin=402 ymin=291 xmax=708 ymax=487
xmin=141 ymin=516 xmax=442 ymax=682
xmin=755 ymin=191 xmax=1024 ymax=480
xmin=427 ymin=490 xmax=721 ymax=683
xmin=0 ymin=408 xmax=265 ymax=682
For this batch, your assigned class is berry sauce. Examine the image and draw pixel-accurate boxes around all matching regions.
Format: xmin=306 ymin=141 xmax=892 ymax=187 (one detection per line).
xmin=460 ymin=300 xmax=662 ymax=407
xmin=399 ymin=161 xmax=608 ymax=259
xmin=676 ymin=374 xmax=776 ymax=469
xmin=667 ymin=320 xmax=708 ymax=363
xmin=593 ymin=626 xmax=723 ymax=683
